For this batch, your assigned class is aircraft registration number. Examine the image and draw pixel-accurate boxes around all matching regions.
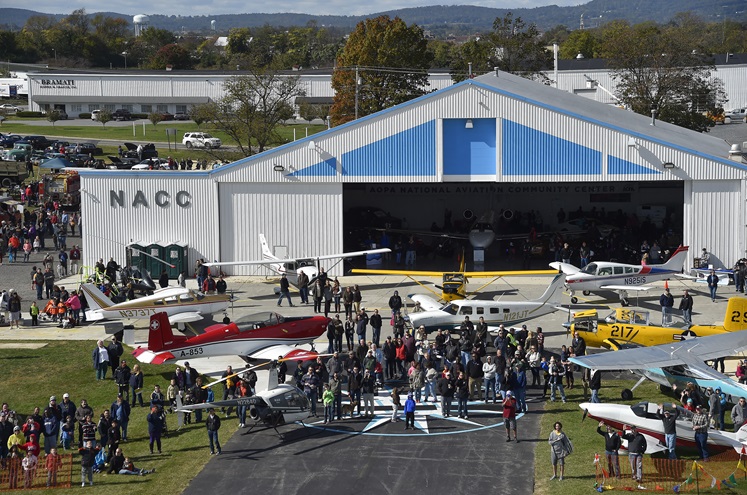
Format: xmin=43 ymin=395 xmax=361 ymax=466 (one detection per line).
xmin=609 ymin=324 xmax=639 ymax=340
xmin=731 ymin=311 xmax=747 ymax=323
xmin=623 ymin=276 xmax=646 ymax=285
xmin=179 ymin=347 xmax=204 ymax=357
xmin=118 ymin=309 xmax=156 ymax=318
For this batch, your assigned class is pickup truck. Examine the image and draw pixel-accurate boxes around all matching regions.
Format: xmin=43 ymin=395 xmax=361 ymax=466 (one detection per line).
xmin=0 ymin=159 xmax=29 ymax=186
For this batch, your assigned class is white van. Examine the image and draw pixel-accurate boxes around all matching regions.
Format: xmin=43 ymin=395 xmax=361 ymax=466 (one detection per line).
xmin=91 ymin=109 xmax=101 ymax=121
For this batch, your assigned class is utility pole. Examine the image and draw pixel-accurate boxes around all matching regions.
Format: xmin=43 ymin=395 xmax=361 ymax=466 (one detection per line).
xmin=354 ymin=65 xmax=359 ymax=120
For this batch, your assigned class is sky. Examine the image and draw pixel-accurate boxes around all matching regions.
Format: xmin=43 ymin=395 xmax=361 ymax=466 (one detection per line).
xmin=24 ymin=0 xmax=586 ymax=17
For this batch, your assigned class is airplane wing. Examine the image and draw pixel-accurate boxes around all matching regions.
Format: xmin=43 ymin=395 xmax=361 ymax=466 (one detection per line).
xmin=167 ymin=312 xmax=204 ymax=324
xmin=352 ymin=268 xmax=556 ymax=277
xmin=315 ymin=248 xmax=390 ymax=261
xmin=620 ymin=432 xmax=669 ymax=455
xmin=599 ymin=285 xmax=654 ymax=292
xmin=247 ymin=346 xmax=320 ymax=362
xmin=409 ymin=294 xmax=443 ymax=312
xmin=132 ymin=348 xmax=176 ymax=365
xmin=204 ymin=248 xmax=391 ymax=267
xmin=549 ymin=261 xmax=580 ymax=274
xmin=570 ymin=331 xmax=747 ymax=371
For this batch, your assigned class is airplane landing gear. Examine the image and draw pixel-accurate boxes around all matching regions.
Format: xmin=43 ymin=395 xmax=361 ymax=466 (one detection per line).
xmin=571 ymin=296 xmax=578 ymax=304
xmin=621 ymin=389 xmax=633 ymax=400
xmin=582 ymin=290 xmax=591 ymax=296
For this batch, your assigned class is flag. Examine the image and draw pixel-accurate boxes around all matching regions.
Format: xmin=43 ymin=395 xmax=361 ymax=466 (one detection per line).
xmin=729 ymin=473 xmax=737 ymax=485
xmin=711 ymin=476 xmax=717 ymax=488
xmin=738 ymin=460 xmax=747 ymax=473
xmin=683 ymin=475 xmax=693 ymax=485
xmin=672 ymin=485 xmax=680 ymax=493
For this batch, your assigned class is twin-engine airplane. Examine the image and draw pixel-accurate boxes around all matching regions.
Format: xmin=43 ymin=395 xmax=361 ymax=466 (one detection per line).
xmin=80 ymin=283 xmax=233 ymax=324
xmin=570 ymin=297 xmax=747 ymax=348
xmin=570 ymin=330 xmax=747 ymax=402
xmin=406 ymin=273 xmax=566 ymax=332
xmin=175 ymin=361 xmax=311 ymax=438
xmin=550 ymin=245 xmax=689 ymax=305
xmin=204 ymin=234 xmax=390 ymax=288
xmin=581 ymin=401 xmax=747 ymax=454
xmin=132 ymin=311 xmax=329 ymax=364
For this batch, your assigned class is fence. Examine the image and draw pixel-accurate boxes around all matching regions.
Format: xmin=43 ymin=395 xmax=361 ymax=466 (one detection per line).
xmin=0 ymin=453 xmax=74 ymax=490
xmin=594 ymin=450 xmax=747 ymax=492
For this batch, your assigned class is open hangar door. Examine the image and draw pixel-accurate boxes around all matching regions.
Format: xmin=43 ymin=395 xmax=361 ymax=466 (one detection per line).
xmin=342 ymin=181 xmax=684 ymax=269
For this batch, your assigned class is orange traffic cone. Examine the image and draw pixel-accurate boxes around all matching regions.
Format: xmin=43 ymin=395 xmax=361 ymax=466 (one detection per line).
xmin=664 ymin=280 xmax=669 ymax=290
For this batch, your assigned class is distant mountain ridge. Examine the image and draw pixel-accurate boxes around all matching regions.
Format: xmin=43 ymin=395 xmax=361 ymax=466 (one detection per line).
xmin=1 ymin=0 xmax=745 ymax=34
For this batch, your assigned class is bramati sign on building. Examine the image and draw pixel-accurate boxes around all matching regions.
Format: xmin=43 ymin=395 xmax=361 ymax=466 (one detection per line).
xmin=38 ymin=79 xmax=77 ymax=90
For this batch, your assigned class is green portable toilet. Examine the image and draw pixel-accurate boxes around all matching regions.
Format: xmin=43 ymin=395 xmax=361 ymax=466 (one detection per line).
xmin=145 ymin=241 xmax=166 ymax=278
xmin=127 ymin=241 xmax=148 ymax=271
xmin=164 ymin=241 xmax=187 ymax=279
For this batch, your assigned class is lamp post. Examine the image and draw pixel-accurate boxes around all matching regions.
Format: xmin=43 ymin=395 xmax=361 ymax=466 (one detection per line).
xmin=121 ymin=51 xmax=128 ymax=69
xmin=53 ymin=49 xmax=57 ymax=63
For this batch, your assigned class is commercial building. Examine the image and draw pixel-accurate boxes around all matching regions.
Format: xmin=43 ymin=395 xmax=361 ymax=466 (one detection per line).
xmin=78 ymin=69 xmax=747 ymax=276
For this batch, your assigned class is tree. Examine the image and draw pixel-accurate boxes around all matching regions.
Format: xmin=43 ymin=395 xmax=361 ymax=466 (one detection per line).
xmin=487 ymin=13 xmax=551 ymax=77
xmin=330 ymin=16 xmax=432 ymax=126
xmin=97 ymin=109 xmax=112 ymax=127
xmin=47 ymin=110 xmax=62 ymax=127
xmin=189 ymin=104 xmax=211 ymax=129
xmin=599 ymin=20 xmax=726 ymax=132
xmin=559 ymin=30 xmax=600 ymax=59
xmin=148 ymin=112 xmax=164 ymax=128
xmin=147 ymin=44 xmax=193 ymax=70
xmin=201 ymin=71 xmax=302 ymax=156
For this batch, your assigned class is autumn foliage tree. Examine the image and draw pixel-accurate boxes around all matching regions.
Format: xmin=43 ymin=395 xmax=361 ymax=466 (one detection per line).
xmin=330 ymin=16 xmax=432 ymax=126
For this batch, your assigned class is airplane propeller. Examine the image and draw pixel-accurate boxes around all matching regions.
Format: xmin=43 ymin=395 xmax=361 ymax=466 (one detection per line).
xmin=202 ymin=352 xmax=332 ymax=389
xmin=582 ymin=408 xmax=589 ymax=423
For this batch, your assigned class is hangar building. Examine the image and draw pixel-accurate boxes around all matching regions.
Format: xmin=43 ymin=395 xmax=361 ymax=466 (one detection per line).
xmin=78 ymin=69 xmax=747 ymax=276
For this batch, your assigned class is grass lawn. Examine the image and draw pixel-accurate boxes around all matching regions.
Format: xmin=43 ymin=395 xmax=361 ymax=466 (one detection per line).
xmin=0 ymin=119 xmax=327 ymax=148
xmin=0 ymin=340 xmax=235 ymax=494
xmin=533 ymin=380 xmax=747 ymax=494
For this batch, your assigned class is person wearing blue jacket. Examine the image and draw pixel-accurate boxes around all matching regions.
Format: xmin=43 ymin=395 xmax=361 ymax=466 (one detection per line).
xmin=404 ymin=393 xmax=416 ymax=430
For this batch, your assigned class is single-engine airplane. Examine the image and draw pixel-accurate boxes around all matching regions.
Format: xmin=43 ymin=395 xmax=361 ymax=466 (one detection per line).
xmin=352 ymin=254 xmax=556 ymax=303
xmin=204 ymin=234 xmax=390 ymax=288
xmin=570 ymin=330 xmax=747 ymax=402
xmin=132 ymin=311 xmax=329 ymax=364
xmin=175 ymin=361 xmax=311 ymax=438
xmin=406 ymin=273 xmax=566 ymax=332
xmin=80 ymin=283 xmax=233 ymax=324
xmin=550 ymin=245 xmax=689 ymax=306
xmin=581 ymin=401 xmax=747 ymax=453
xmin=569 ymin=297 xmax=747 ymax=348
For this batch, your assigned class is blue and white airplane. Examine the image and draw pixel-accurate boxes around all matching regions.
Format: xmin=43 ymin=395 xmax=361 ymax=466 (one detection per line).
xmin=570 ymin=330 xmax=747 ymax=402
xmin=550 ymin=245 xmax=689 ymax=305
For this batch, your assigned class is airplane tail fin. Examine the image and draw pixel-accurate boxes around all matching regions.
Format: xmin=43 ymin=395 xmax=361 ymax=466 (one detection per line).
xmin=663 ymin=245 xmax=689 ymax=271
xmin=259 ymin=234 xmax=277 ymax=261
xmin=723 ymin=297 xmax=747 ymax=332
xmin=538 ymin=273 xmax=566 ymax=305
xmin=148 ymin=312 xmax=181 ymax=352
xmin=80 ymin=283 xmax=114 ymax=311
xmin=267 ymin=362 xmax=279 ymax=391
xmin=174 ymin=391 xmax=185 ymax=428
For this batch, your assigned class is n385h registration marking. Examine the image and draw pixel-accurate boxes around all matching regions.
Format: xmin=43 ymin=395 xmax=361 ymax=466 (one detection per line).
xmin=609 ymin=325 xmax=639 ymax=340
xmin=118 ymin=308 xmax=157 ymax=318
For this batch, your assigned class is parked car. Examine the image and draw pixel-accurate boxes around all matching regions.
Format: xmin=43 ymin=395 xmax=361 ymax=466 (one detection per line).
xmin=725 ymin=108 xmax=747 ymax=123
xmin=0 ymin=134 xmax=23 ymax=148
xmin=112 ymin=109 xmax=132 ymax=121
xmin=173 ymin=112 xmax=189 ymax=121
xmin=122 ymin=142 xmax=158 ymax=160
xmin=68 ymin=142 xmax=104 ymax=156
xmin=159 ymin=112 xmax=174 ymax=121
xmin=91 ymin=109 xmax=101 ymax=121
xmin=1 ymin=143 xmax=33 ymax=161
xmin=18 ymin=135 xmax=51 ymax=150
xmin=182 ymin=132 xmax=221 ymax=149
xmin=49 ymin=109 xmax=68 ymax=120
xmin=0 ymin=104 xmax=19 ymax=113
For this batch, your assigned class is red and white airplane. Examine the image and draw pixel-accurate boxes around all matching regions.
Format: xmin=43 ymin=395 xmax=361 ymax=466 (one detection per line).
xmin=132 ymin=311 xmax=329 ymax=365
xmin=550 ymin=246 xmax=689 ymax=306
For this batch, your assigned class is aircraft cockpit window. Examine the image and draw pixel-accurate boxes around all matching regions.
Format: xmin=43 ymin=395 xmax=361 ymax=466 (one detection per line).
xmin=624 ymin=267 xmax=635 ymax=274
xmin=269 ymin=390 xmax=307 ymax=408
xmin=581 ymin=263 xmax=597 ymax=274
xmin=284 ymin=262 xmax=297 ymax=271
xmin=459 ymin=306 xmax=473 ymax=315
xmin=630 ymin=402 xmax=648 ymax=418
xmin=153 ymin=300 xmax=164 ymax=306
xmin=297 ymin=259 xmax=315 ymax=268
xmin=164 ymin=297 xmax=178 ymax=305
xmin=444 ymin=305 xmax=459 ymax=316
xmin=598 ymin=267 xmax=613 ymax=276
xmin=180 ymin=295 xmax=194 ymax=303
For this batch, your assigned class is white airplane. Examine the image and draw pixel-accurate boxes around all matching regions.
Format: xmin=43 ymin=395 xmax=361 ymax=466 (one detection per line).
xmin=581 ymin=401 xmax=747 ymax=454
xmin=550 ymin=245 xmax=689 ymax=306
xmin=80 ymin=283 xmax=233 ymax=324
xmin=569 ymin=330 xmax=747 ymax=402
xmin=204 ymin=234 xmax=390 ymax=288
xmin=407 ymin=273 xmax=566 ymax=332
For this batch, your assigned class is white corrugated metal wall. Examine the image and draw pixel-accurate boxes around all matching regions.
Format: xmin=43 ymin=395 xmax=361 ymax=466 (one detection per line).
xmin=217 ymin=183 xmax=343 ymax=276
xmin=80 ymin=173 xmax=218 ymax=273
xmin=684 ymin=180 xmax=744 ymax=269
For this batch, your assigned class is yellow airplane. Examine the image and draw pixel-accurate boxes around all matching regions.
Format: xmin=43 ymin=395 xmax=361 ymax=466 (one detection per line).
xmin=569 ymin=297 xmax=747 ymax=348
xmin=352 ymin=256 xmax=556 ymax=302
